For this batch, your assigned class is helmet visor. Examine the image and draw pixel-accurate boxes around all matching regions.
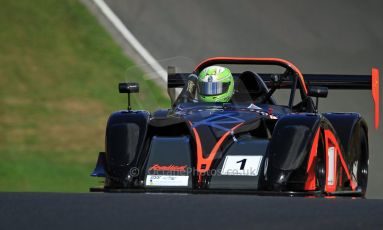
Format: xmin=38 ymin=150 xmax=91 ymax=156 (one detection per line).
xmin=198 ymin=81 xmax=230 ymax=96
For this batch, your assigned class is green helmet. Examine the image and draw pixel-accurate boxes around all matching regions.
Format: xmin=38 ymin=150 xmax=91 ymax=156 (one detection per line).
xmin=197 ymin=66 xmax=234 ymax=102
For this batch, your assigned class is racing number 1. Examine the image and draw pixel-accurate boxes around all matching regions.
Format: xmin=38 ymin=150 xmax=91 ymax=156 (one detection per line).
xmin=221 ymin=155 xmax=262 ymax=176
xmin=236 ymin=159 xmax=247 ymax=170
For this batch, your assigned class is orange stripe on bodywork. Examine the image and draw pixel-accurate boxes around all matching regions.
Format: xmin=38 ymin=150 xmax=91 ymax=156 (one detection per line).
xmin=372 ymin=68 xmax=379 ymax=129
xmin=189 ymin=121 xmax=243 ymax=185
xmin=194 ymin=57 xmax=308 ymax=94
xmin=304 ymin=128 xmax=320 ymax=191
xmin=324 ymin=130 xmax=356 ymax=192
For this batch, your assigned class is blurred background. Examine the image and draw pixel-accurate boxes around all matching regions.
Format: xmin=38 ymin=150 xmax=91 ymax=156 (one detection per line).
xmin=0 ymin=0 xmax=382 ymax=197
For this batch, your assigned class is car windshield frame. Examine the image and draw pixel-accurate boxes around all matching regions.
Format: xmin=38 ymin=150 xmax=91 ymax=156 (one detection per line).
xmin=172 ymin=57 xmax=309 ymax=108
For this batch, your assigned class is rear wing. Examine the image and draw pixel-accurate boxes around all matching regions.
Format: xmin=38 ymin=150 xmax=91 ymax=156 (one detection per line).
xmin=168 ymin=68 xmax=380 ymax=129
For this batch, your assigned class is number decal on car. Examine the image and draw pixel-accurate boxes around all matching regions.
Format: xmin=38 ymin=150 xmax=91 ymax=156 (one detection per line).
xmin=221 ymin=155 xmax=262 ymax=176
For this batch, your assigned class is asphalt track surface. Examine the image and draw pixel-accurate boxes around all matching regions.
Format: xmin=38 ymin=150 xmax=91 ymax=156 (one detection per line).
xmin=1 ymin=192 xmax=383 ymax=230
xmin=2 ymin=1 xmax=383 ymax=229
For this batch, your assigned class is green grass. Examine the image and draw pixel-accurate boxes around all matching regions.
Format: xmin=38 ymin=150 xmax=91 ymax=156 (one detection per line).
xmin=0 ymin=0 xmax=169 ymax=191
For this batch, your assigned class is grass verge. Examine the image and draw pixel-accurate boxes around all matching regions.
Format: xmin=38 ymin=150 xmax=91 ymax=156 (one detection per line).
xmin=0 ymin=0 xmax=168 ymax=191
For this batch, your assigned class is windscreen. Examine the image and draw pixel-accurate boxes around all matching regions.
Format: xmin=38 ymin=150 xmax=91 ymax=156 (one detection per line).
xmin=173 ymin=63 xmax=304 ymax=108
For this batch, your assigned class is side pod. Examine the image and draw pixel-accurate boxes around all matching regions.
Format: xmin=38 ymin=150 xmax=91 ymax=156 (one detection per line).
xmin=263 ymin=114 xmax=321 ymax=191
xmin=104 ymin=110 xmax=150 ymax=187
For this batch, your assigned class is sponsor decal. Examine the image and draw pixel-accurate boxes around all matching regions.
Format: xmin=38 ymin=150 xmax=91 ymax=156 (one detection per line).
xmin=149 ymin=164 xmax=187 ymax=172
xmin=145 ymin=175 xmax=189 ymax=186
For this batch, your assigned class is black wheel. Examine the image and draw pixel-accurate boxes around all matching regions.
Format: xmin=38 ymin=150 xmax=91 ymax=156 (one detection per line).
xmin=350 ymin=128 xmax=369 ymax=197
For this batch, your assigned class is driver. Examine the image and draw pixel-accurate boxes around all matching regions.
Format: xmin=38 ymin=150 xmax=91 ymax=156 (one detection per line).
xmin=197 ymin=66 xmax=234 ymax=102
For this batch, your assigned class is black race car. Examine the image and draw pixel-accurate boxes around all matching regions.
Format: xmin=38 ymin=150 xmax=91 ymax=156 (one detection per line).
xmin=91 ymin=57 xmax=380 ymax=197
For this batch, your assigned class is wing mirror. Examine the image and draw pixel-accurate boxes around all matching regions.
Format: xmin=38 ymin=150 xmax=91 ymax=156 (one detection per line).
xmin=308 ymin=86 xmax=328 ymax=113
xmin=308 ymin=86 xmax=328 ymax=98
xmin=119 ymin=82 xmax=139 ymax=111
xmin=119 ymin=82 xmax=139 ymax=93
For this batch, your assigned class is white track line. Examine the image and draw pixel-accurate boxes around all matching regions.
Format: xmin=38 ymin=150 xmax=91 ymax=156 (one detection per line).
xmin=92 ymin=0 xmax=167 ymax=81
